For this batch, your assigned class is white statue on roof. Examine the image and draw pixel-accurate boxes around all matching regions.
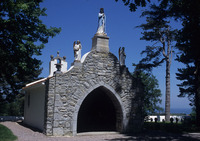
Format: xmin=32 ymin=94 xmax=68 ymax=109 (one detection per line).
xmin=73 ymin=40 xmax=82 ymax=61
xmin=97 ymin=8 xmax=106 ymax=35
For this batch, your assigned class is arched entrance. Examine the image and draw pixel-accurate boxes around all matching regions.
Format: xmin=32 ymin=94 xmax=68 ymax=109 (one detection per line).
xmin=77 ymin=86 xmax=123 ymax=133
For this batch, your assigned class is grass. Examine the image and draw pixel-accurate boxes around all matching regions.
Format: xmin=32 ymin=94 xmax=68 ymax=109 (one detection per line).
xmin=0 ymin=124 xmax=17 ymax=141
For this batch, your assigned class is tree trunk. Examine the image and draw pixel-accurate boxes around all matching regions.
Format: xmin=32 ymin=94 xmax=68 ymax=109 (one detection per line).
xmin=165 ymin=57 xmax=171 ymax=122
xmin=195 ymin=59 xmax=200 ymax=127
xmin=165 ymin=37 xmax=171 ymax=122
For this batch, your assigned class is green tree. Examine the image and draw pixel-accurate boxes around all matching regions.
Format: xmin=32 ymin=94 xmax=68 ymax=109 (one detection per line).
xmin=115 ymin=0 xmax=150 ymax=12
xmin=171 ymin=0 xmax=200 ymax=126
xmin=8 ymin=95 xmax=24 ymax=116
xmin=116 ymin=0 xmax=175 ymax=122
xmin=135 ymin=4 xmax=176 ymax=121
xmin=133 ymin=71 xmax=163 ymax=117
xmin=116 ymin=0 xmax=200 ymax=126
xmin=0 ymin=0 xmax=61 ymax=108
xmin=176 ymin=66 xmax=196 ymax=106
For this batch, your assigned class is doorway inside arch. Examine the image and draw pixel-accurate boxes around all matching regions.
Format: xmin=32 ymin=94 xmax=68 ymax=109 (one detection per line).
xmin=77 ymin=87 xmax=122 ymax=133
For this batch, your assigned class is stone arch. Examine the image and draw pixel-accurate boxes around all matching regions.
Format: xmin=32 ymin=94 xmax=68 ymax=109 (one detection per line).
xmin=72 ymin=83 xmax=125 ymax=135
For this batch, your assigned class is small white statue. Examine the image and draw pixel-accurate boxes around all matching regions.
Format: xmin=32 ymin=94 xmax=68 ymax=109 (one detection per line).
xmin=73 ymin=40 xmax=82 ymax=61
xmin=97 ymin=8 xmax=106 ymax=35
xmin=119 ymin=47 xmax=126 ymax=66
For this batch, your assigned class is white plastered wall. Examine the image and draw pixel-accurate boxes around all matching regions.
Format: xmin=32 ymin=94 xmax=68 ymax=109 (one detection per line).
xmin=24 ymin=83 xmax=45 ymax=131
xmin=49 ymin=59 xmax=57 ymax=77
xmin=61 ymin=60 xmax=67 ymax=73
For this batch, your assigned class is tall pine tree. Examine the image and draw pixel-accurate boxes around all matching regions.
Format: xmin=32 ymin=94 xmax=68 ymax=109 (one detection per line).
xmin=171 ymin=0 xmax=200 ymax=126
xmin=116 ymin=0 xmax=200 ymax=126
xmin=135 ymin=4 xmax=176 ymax=122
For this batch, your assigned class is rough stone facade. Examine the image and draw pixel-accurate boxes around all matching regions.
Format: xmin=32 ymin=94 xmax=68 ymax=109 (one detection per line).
xmin=44 ymin=34 xmax=144 ymax=136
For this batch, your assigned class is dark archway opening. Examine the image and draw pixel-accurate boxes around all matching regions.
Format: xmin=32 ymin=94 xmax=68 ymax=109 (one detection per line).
xmin=77 ymin=87 xmax=118 ymax=133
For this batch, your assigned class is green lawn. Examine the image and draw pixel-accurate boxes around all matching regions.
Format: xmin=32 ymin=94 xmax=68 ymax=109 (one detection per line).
xmin=0 ymin=124 xmax=17 ymax=141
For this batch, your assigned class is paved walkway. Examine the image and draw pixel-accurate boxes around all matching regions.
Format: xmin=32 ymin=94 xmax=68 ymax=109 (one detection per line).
xmin=1 ymin=122 xmax=200 ymax=141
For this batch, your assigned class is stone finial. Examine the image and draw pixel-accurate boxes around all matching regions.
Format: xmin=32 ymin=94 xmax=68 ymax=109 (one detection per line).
xmin=57 ymin=51 xmax=59 ymax=57
xmin=50 ymin=55 xmax=54 ymax=61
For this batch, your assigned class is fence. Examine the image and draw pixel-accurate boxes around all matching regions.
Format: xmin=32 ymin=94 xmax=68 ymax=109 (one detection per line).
xmin=0 ymin=116 xmax=24 ymax=122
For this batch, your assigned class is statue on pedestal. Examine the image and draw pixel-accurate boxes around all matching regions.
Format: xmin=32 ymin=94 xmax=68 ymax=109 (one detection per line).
xmin=119 ymin=47 xmax=126 ymax=66
xmin=73 ymin=40 xmax=82 ymax=61
xmin=97 ymin=8 xmax=106 ymax=35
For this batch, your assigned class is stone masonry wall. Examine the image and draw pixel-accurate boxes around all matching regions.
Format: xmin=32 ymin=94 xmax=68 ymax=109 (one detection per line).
xmin=45 ymin=50 xmax=143 ymax=136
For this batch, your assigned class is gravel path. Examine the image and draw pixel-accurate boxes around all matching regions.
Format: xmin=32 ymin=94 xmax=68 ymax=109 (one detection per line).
xmin=1 ymin=121 xmax=200 ymax=141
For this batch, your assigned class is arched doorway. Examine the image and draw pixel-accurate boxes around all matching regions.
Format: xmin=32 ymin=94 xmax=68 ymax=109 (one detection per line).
xmin=77 ymin=86 xmax=122 ymax=133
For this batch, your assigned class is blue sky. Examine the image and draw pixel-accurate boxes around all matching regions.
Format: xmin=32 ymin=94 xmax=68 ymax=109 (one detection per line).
xmin=38 ymin=0 xmax=191 ymax=113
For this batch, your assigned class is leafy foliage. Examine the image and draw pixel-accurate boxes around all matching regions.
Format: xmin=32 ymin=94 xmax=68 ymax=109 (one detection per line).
xmin=0 ymin=88 xmax=24 ymax=116
xmin=172 ymin=0 xmax=200 ymax=126
xmin=176 ymin=66 xmax=196 ymax=106
xmin=173 ymin=0 xmax=200 ymax=93
xmin=133 ymin=71 xmax=163 ymax=116
xmin=116 ymin=0 xmax=200 ymax=127
xmin=115 ymin=0 xmax=150 ymax=12
xmin=0 ymin=0 xmax=61 ymax=105
xmin=134 ymin=3 xmax=176 ymax=72
xmin=134 ymin=3 xmax=177 ymax=121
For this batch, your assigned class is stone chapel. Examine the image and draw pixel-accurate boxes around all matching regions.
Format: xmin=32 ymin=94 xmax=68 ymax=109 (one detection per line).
xmin=23 ymin=9 xmax=144 ymax=136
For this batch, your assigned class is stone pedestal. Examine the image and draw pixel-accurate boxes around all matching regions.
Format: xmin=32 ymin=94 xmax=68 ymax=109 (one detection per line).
xmin=71 ymin=61 xmax=82 ymax=67
xmin=92 ymin=34 xmax=109 ymax=53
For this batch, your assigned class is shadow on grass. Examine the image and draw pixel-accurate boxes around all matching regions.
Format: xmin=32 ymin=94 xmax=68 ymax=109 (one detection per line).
xmin=144 ymin=122 xmax=200 ymax=133
xmin=106 ymin=130 xmax=200 ymax=141
xmin=15 ymin=121 xmax=200 ymax=140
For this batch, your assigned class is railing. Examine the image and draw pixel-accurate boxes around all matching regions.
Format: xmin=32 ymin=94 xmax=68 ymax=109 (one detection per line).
xmin=0 ymin=116 xmax=24 ymax=122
